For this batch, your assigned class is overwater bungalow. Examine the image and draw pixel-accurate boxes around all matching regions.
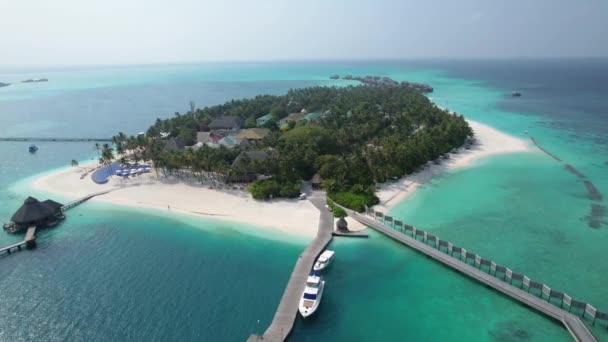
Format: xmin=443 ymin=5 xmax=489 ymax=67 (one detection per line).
xmin=4 ymin=196 xmax=65 ymax=233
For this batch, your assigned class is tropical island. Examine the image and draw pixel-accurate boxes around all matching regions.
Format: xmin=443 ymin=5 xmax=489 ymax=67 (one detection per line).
xmin=337 ymin=74 xmax=434 ymax=92
xmin=31 ymin=84 xmax=530 ymax=237
xmin=21 ymin=78 xmax=49 ymax=83
xmin=109 ymin=86 xmax=471 ymax=211
xmin=0 ymin=79 xmax=49 ymax=88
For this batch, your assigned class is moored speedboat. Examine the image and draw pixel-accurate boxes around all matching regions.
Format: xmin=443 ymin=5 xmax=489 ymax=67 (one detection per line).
xmin=313 ymin=250 xmax=335 ymax=272
xmin=28 ymin=144 xmax=38 ymax=153
xmin=299 ymin=271 xmax=325 ymax=318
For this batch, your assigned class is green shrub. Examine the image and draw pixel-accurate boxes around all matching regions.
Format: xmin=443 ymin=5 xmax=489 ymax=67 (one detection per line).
xmin=331 ymin=191 xmax=379 ymax=212
xmin=249 ymin=179 xmax=300 ymax=199
xmin=332 ymin=206 xmax=346 ymax=218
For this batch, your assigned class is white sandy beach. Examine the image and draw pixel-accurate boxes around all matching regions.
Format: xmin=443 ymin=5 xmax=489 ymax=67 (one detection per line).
xmin=30 ymin=119 xmax=532 ymax=238
xmin=374 ymin=120 xmax=532 ymax=211
xmin=341 ymin=120 xmax=533 ymax=229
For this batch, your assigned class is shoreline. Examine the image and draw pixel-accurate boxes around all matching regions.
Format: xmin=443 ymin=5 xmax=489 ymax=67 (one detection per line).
xmin=29 ymin=166 xmax=321 ymax=239
xmin=342 ymin=119 xmax=533 ymax=229
xmin=27 ymin=119 xmax=533 ymax=239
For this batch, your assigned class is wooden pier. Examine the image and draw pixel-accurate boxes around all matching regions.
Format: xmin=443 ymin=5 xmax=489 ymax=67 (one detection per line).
xmin=248 ymin=195 xmax=333 ymax=341
xmin=332 ymin=230 xmax=369 ymax=238
xmin=347 ymin=209 xmax=598 ymax=342
xmin=62 ymin=190 xmax=112 ymax=211
xmin=0 ymin=226 xmax=36 ymax=254
xmin=2 ymin=191 xmax=111 ymax=257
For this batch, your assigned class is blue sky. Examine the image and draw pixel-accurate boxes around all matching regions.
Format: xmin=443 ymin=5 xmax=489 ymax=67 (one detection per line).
xmin=0 ymin=0 xmax=606 ymax=65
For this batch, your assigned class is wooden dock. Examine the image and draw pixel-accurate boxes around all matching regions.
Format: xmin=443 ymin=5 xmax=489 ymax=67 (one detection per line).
xmin=332 ymin=230 xmax=369 ymax=238
xmin=0 ymin=226 xmax=37 ymax=254
xmin=347 ymin=210 xmax=597 ymax=342
xmin=62 ymin=190 xmax=112 ymax=210
xmin=2 ymin=191 xmax=111 ymax=257
xmin=248 ymin=195 xmax=333 ymax=341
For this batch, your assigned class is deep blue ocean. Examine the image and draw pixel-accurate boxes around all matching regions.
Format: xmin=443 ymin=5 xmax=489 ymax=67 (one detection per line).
xmin=0 ymin=59 xmax=607 ymax=341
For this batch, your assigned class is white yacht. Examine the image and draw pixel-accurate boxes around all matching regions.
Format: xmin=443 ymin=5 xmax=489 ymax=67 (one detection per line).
xmin=313 ymin=250 xmax=335 ymax=272
xmin=299 ymin=272 xmax=325 ymax=318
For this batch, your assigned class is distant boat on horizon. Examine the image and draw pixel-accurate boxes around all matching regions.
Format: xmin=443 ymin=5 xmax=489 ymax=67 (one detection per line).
xmin=512 ymin=91 xmax=522 ymax=97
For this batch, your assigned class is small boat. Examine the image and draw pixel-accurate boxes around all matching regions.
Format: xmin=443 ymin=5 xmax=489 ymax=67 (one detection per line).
xmin=299 ymin=271 xmax=325 ymax=318
xmin=313 ymin=250 xmax=335 ymax=272
xmin=29 ymin=144 xmax=38 ymax=153
xmin=524 ymin=130 xmax=528 ymax=134
xmin=512 ymin=91 xmax=522 ymax=97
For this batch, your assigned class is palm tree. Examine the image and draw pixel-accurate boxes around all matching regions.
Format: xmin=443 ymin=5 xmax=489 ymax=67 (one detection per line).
xmin=99 ymin=144 xmax=115 ymax=178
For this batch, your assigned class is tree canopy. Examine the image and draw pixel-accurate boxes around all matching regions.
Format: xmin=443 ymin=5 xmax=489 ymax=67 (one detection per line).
xmin=112 ymin=85 xmax=473 ymax=211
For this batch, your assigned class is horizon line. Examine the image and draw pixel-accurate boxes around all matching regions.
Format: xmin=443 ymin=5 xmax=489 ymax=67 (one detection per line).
xmin=1 ymin=56 xmax=607 ymax=69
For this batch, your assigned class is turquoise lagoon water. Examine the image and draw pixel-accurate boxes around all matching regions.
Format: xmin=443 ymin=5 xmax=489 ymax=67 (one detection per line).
xmin=1 ymin=60 xmax=606 ymax=341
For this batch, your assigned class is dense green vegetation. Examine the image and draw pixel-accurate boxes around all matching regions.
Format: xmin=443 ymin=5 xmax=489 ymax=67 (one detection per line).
xmin=108 ymin=85 xmax=473 ymax=212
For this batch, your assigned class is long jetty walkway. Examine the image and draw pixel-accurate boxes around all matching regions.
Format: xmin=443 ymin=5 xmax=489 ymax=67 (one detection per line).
xmin=62 ymin=190 xmax=112 ymax=210
xmin=248 ymin=195 xmax=333 ymax=342
xmin=347 ymin=207 xmax=601 ymax=342
xmin=0 ymin=227 xmax=37 ymax=255
xmin=0 ymin=137 xmax=112 ymax=142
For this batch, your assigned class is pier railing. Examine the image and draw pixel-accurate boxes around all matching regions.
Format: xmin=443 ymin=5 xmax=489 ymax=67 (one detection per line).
xmin=62 ymin=190 xmax=112 ymax=211
xmin=1 ymin=226 xmax=37 ymax=255
xmin=365 ymin=207 xmax=608 ymax=329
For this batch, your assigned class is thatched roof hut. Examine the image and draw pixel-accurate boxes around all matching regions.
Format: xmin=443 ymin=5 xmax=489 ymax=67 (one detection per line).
xmin=336 ymin=217 xmax=348 ymax=231
xmin=163 ymin=138 xmax=185 ymax=152
xmin=42 ymin=199 xmax=64 ymax=211
xmin=11 ymin=197 xmax=63 ymax=226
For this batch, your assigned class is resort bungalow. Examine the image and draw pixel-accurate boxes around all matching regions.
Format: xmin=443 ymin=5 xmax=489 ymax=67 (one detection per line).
xmin=227 ymin=150 xmax=272 ymax=183
xmin=208 ymin=115 xmax=244 ymax=131
xmin=236 ymin=128 xmax=269 ymax=143
xmin=196 ymin=131 xmax=212 ymax=144
xmin=279 ymin=110 xmax=308 ymax=127
xmin=302 ymin=112 xmax=322 ymax=123
xmin=217 ymin=136 xmax=240 ymax=148
xmin=5 ymin=196 xmax=64 ymax=233
xmin=256 ymin=113 xmax=273 ymax=127
xmin=163 ymin=137 xmax=185 ymax=152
